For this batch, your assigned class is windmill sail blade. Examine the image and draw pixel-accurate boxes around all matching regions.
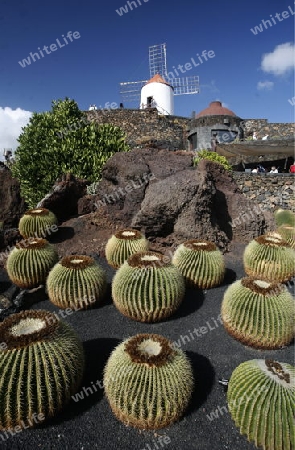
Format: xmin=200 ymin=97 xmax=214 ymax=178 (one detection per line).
xmin=149 ymin=43 xmax=167 ymax=78
xmin=119 ymin=80 xmax=148 ymax=102
xmin=168 ymin=76 xmax=200 ymax=95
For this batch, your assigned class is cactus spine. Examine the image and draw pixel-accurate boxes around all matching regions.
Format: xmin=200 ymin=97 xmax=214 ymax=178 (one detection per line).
xmin=221 ymin=277 xmax=295 ymax=349
xmin=19 ymin=208 xmax=58 ymax=239
xmin=6 ymin=238 xmax=59 ymax=288
xmin=112 ymin=251 xmax=185 ymax=322
xmin=0 ymin=310 xmax=84 ymax=430
xmin=243 ymin=232 xmax=295 ymax=282
xmin=274 ymin=208 xmax=295 ymax=227
xmin=47 ymin=255 xmax=107 ymax=310
xmin=276 ymin=225 xmax=295 ymax=249
xmin=104 ymin=333 xmax=194 ymax=429
xmin=105 ymin=228 xmax=149 ymax=269
xmin=172 ymin=240 xmax=225 ymax=288
xmin=227 ymin=359 xmax=295 ymax=450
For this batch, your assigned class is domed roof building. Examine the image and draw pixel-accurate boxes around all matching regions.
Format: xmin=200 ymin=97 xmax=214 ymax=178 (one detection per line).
xmin=188 ymin=101 xmax=244 ymax=151
xmin=196 ymin=101 xmax=237 ymax=118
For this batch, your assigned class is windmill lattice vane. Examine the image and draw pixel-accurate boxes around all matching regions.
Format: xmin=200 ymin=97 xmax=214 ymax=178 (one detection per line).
xmin=120 ymin=43 xmax=199 ymax=103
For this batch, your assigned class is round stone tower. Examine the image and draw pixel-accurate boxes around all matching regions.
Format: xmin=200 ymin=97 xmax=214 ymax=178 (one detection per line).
xmin=140 ymin=74 xmax=174 ymax=115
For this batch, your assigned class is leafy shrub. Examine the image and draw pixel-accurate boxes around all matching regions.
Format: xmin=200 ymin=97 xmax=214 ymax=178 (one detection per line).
xmin=193 ymin=150 xmax=232 ymax=171
xmin=11 ymin=98 xmax=129 ymax=207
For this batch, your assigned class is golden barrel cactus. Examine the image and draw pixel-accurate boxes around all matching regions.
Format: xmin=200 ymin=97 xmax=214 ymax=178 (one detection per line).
xmin=221 ymin=277 xmax=295 ymax=349
xmin=243 ymin=232 xmax=295 ymax=282
xmin=104 ymin=333 xmax=194 ymax=429
xmin=172 ymin=239 xmax=225 ymax=288
xmin=227 ymin=359 xmax=295 ymax=450
xmin=47 ymin=255 xmax=107 ymax=310
xmin=105 ymin=228 xmax=149 ymax=269
xmin=6 ymin=238 xmax=59 ymax=289
xmin=112 ymin=251 xmax=185 ymax=322
xmin=0 ymin=310 xmax=84 ymax=430
xmin=19 ymin=208 xmax=58 ymax=239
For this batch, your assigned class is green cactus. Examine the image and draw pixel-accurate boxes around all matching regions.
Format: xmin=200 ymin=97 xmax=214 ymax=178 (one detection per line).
xmin=103 ymin=333 xmax=194 ymax=429
xmin=6 ymin=238 xmax=59 ymax=288
xmin=243 ymin=232 xmax=295 ymax=283
xmin=221 ymin=277 xmax=295 ymax=349
xmin=47 ymin=255 xmax=107 ymax=310
xmin=112 ymin=251 xmax=185 ymax=322
xmin=19 ymin=208 xmax=58 ymax=239
xmin=105 ymin=228 xmax=149 ymax=269
xmin=276 ymin=225 xmax=295 ymax=249
xmin=227 ymin=359 xmax=295 ymax=450
xmin=172 ymin=240 xmax=225 ymax=288
xmin=0 ymin=309 xmax=84 ymax=430
xmin=274 ymin=208 xmax=295 ymax=227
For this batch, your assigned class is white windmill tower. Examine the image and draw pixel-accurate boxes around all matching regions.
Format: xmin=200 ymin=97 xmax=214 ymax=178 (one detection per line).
xmin=119 ymin=43 xmax=199 ymax=116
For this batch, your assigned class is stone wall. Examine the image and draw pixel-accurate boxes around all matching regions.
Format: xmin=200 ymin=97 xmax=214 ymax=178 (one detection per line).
xmin=85 ymin=108 xmax=294 ymax=152
xmin=242 ymin=119 xmax=295 ymax=139
xmin=86 ymin=108 xmax=189 ymax=150
xmin=232 ymin=172 xmax=295 ymax=213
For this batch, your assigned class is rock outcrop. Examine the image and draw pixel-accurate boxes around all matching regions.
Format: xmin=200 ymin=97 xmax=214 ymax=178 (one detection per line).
xmin=0 ymin=167 xmax=26 ymax=229
xmin=37 ymin=173 xmax=88 ymax=223
xmin=78 ymin=148 xmax=266 ymax=250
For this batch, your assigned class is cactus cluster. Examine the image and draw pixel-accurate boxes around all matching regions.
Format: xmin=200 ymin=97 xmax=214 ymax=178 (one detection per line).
xmin=274 ymin=208 xmax=295 ymax=227
xmin=243 ymin=232 xmax=295 ymax=282
xmin=112 ymin=251 xmax=185 ymax=322
xmin=105 ymin=228 xmax=149 ymax=269
xmin=104 ymin=333 xmax=194 ymax=429
xmin=172 ymin=239 xmax=225 ymax=288
xmin=0 ymin=310 xmax=84 ymax=430
xmin=221 ymin=277 xmax=295 ymax=349
xmin=6 ymin=238 xmax=59 ymax=288
xmin=227 ymin=359 xmax=295 ymax=450
xmin=47 ymin=255 xmax=107 ymax=310
xmin=19 ymin=208 xmax=58 ymax=239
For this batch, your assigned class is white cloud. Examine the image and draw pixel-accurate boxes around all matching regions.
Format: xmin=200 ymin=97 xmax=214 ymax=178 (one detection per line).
xmin=261 ymin=42 xmax=295 ymax=75
xmin=257 ymin=80 xmax=274 ymax=90
xmin=0 ymin=107 xmax=32 ymax=158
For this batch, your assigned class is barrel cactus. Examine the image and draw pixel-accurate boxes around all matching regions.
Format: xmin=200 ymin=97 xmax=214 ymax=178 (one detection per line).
xmin=227 ymin=359 xmax=295 ymax=450
xmin=104 ymin=333 xmax=194 ymax=429
xmin=112 ymin=251 xmax=185 ymax=322
xmin=276 ymin=225 xmax=295 ymax=249
xmin=172 ymin=239 xmax=225 ymax=288
xmin=6 ymin=238 xmax=59 ymax=288
xmin=47 ymin=255 xmax=107 ymax=310
xmin=105 ymin=228 xmax=149 ymax=269
xmin=221 ymin=277 xmax=295 ymax=349
xmin=0 ymin=310 xmax=84 ymax=430
xmin=243 ymin=232 xmax=295 ymax=283
xmin=19 ymin=208 xmax=58 ymax=239
xmin=274 ymin=208 xmax=295 ymax=227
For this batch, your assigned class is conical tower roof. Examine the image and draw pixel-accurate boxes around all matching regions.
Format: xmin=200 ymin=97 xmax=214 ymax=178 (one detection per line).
xmin=145 ymin=74 xmax=172 ymax=87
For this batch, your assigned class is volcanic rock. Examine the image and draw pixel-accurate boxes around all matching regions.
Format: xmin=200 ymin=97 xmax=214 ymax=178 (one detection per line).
xmin=37 ymin=173 xmax=89 ymax=223
xmin=78 ymin=148 xmax=267 ymax=250
xmin=0 ymin=167 xmax=26 ymax=229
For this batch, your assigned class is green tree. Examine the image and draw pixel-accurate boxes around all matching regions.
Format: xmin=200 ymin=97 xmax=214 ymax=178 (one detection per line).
xmin=11 ymin=98 xmax=129 ymax=207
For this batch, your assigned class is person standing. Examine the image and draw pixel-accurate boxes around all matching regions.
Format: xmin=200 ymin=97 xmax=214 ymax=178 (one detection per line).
xmin=211 ymin=132 xmax=219 ymax=151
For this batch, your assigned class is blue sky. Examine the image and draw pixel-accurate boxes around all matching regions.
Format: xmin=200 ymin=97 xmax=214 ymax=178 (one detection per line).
xmin=0 ymin=0 xmax=294 ymax=150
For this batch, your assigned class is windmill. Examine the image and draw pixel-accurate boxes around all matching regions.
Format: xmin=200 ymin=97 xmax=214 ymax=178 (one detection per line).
xmin=119 ymin=43 xmax=199 ymax=115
